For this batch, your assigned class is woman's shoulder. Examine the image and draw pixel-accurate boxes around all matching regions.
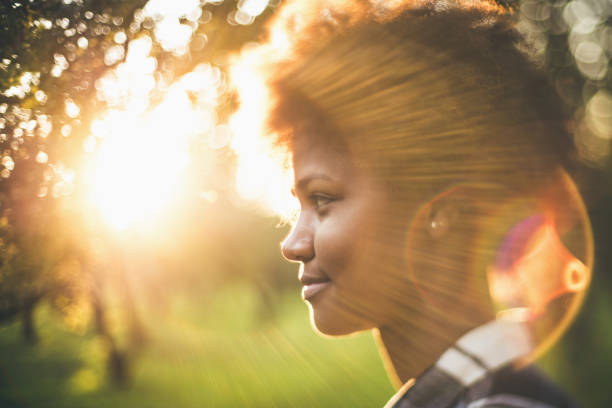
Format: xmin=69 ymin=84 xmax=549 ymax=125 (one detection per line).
xmin=385 ymin=320 xmax=579 ymax=408
xmin=385 ymin=364 xmax=579 ymax=408
xmin=464 ymin=365 xmax=579 ymax=408
xmin=466 ymin=394 xmax=566 ymax=408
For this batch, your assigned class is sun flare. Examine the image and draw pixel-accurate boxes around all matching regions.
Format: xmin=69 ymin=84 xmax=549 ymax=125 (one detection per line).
xmin=82 ymin=34 xmax=223 ymax=231
xmin=83 ymin=108 xmax=191 ymax=231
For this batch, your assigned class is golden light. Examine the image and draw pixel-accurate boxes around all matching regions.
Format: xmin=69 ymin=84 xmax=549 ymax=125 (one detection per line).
xmin=83 ymin=29 xmax=222 ymax=232
xmin=95 ymin=35 xmax=156 ymax=112
xmin=143 ymin=0 xmax=199 ymax=54
xmin=81 ymin=33 xmax=180 ymax=231
xmin=235 ymin=0 xmax=270 ymax=25
xmin=82 ymin=88 xmax=197 ymax=231
xmin=35 ymin=151 xmax=48 ymax=164
xmin=79 ymin=4 xmax=294 ymax=231
xmin=65 ymin=99 xmax=80 ymax=118
xmin=229 ymin=45 xmax=299 ymax=219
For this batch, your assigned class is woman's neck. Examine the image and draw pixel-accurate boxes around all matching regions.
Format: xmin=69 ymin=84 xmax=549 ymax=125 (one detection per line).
xmin=374 ymin=306 xmax=493 ymax=386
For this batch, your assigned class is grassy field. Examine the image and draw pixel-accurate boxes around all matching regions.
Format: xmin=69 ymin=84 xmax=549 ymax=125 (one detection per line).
xmin=1 ymin=278 xmax=608 ymax=407
xmin=0 ymin=285 xmax=394 ymax=408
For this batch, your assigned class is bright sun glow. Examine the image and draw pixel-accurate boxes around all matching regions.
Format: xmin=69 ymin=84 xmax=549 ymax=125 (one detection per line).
xmin=82 ymin=5 xmax=295 ymax=230
xmin=84 ymin=32 xmax=222 ymax=231
xmin=84 ymin=108 xmax=190 ymax=231
xmin=229 ymin=44 xmax=299 ymax=220
xmin=143 ymin=0 xmax=200 ymax=54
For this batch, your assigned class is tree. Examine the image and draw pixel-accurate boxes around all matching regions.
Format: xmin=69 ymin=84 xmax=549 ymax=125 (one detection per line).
xmin=2 ymin=0 xmax=609 ymax=402
xmin=0 ymin=0 xmax=274 ymax=386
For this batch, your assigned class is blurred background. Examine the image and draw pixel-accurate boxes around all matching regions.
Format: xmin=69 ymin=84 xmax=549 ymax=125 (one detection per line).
xmin=0 ymin=0 xmax=610 ymax=406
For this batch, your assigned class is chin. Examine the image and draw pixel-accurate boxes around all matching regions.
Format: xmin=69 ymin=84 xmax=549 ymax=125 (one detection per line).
xmin=307 ymin=300 xmax=373 ymax=337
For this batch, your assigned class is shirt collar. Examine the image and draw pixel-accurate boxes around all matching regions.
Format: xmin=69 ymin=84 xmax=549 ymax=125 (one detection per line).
xmin=384 ymin=317 xmax=534 ymax=408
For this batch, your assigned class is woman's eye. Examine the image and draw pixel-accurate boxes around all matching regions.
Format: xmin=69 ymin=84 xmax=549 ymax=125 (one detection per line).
xmin=311 ymin=194 xmax=334 ymax=211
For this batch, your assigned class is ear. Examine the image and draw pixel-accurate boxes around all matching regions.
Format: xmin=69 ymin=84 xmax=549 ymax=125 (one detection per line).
xmin=426 ymin=194 xmax=464 ymax=239
xmin=404 ymin=185 xmax=495 ymax=323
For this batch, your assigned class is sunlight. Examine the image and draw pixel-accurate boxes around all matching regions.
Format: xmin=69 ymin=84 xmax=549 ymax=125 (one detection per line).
xmin=84 ymin=34 xmax=222 ymax=231
xmin=143 ymin=0 xmax=199 ymax=54
xmin=96 ymin=35 xmax=156 ymax=113
xmin=83 ymin=109 xmax=188 ymax=230
xmin=82 ymin=7 xmax=296 ymax=229
xmin=229 ymin=45 xmax=299 ymax=219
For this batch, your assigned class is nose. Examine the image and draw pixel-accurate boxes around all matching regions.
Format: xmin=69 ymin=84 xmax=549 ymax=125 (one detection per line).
xmin=281 ymin=216 xmax=314 ymax=263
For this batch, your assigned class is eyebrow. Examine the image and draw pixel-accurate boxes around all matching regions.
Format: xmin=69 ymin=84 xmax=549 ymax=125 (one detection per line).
xmin=295 ymin=174 xmax=334 ymax=192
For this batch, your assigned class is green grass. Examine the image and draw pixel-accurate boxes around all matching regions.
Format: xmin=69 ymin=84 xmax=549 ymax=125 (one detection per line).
xmin=0 ymin=285 xmax=394 ymax=408
xmin=4 ymin=281 xmax=605 ymax=407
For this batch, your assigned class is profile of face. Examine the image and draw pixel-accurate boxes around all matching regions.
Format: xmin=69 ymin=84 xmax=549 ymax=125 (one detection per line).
xmin=281 ymin=133 xmax=413 ymax=336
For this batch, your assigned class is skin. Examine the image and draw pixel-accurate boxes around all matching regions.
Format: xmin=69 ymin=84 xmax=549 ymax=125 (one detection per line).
xmin=281 ymin=132 xmax=493 ymax=386
xmin=281 ymin=133 xmax=402 ymax=335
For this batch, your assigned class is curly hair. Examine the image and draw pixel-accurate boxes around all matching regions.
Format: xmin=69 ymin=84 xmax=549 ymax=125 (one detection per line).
xmin=229 ymin=0 xmax=593 ymax=364
xmin=231 ymin=0 xmax=576 ymax=202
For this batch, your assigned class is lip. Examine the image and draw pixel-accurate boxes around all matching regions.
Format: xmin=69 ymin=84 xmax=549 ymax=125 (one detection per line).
xmin=299 ymin=269 xmax=331 ymax=300
xmin=299 ymin=272 xmax=331 ymax=286
xmin=302 ymin=282 xmax=331 ymax=300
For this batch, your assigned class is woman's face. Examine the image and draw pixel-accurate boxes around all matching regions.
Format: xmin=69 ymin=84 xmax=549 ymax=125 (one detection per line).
xmin=281 ymin=133 xmax=410 ymax=336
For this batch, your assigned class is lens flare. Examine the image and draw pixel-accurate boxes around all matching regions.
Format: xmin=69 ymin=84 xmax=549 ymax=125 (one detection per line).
xmin=487 ymin=215 xmax=589 ymax=316
xmin=83 ymin=32 xmax=223 ymax=232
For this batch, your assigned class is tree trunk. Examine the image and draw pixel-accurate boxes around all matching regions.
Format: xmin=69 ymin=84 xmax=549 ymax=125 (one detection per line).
xmin=91 ymin=288 xmax=130 ymax=388
xmin=107 ymin=346 xmax=130 ymax=388
xmin=117 ymin=264 xmax=147 ymax=349
xmin=21 ymin=302 xmax=37 ymax=345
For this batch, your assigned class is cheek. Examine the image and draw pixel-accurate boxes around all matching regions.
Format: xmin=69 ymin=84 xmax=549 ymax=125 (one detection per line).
xmin=313 ymin=216 xmax=358 ymax=280
xmin=315 ymin=207 xmax=389 ymax=284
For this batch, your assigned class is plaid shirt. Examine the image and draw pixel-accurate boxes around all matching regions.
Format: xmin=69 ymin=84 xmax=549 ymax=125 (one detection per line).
xmin=384 ymin=319 xmax=578 ymax=408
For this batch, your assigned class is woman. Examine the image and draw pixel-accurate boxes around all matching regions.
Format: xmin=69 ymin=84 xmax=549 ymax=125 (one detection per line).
xmin=231 ymin=0 xmax=593 ymax=406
